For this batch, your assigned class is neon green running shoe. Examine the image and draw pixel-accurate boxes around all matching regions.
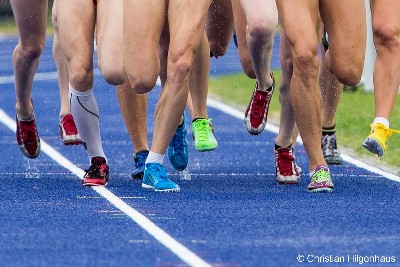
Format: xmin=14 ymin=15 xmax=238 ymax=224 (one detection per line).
xmin=192 ymin=118 xmax=218 ymax=152
xmin=362 ymin=123 xmax=400 ymax=157
xmin=307 ymin=165 xmax=334 ymax=193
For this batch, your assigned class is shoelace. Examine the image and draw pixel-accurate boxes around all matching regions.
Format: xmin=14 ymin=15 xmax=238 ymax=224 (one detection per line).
xmin=86 ymin=161 xmax=107 ymax=177
xmin=277 ymin=150 xmax=295 ymax=175
xmin=372 ymin=123 xmax=400 ymax=138
xmin=150 ymin=165 xmax=169 ymax=181
xmin=20 ymin=121 xmax=38 ymax=145
xmin=311 ymin=168 xmax=330 ymax=183
xmin=62 ymin=116 xmax=78 ymax=135
xmin=194 ymin=119 xmax=212 ymax=141
xmin=322 ymin=134 xmax=339 ymax=156
xmin=251 ymin=90 xmax=269 ymax=118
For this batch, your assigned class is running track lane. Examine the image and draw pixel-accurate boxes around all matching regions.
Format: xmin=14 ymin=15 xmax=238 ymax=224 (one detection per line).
xmin=0 ymin=36 xmax=399 ymax=266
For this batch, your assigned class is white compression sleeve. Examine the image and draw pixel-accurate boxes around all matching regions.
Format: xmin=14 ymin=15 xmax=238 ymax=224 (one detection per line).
xmin=69 ymin=85 xmax=106 ymax=162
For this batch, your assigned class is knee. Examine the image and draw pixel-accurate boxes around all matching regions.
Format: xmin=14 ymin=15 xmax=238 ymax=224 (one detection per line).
xmin=101 ymin=66 xmax=125 ymax=86
xmin=209 ymin=40 xmax=229 ymax=58
xmin=293 ymin=47 xmax=319 ymax=75
xmin=331 ymin=61 xmax=362 ymax=86
xmin=247 ymin=19 xmax=276 ymax=44
xmin=208 ymin=36 xmax=230 ymax=58
xmin=373 ymin=22 xmax=400 ymax=50
xmin=69 ymin=64 xmax=93 ymax=90
xmin=168 ymin=49 xmax=195 ymax=84
xmin=127 ymin=74 xmax=157 ymax=94
xmin=14 ymin=42 xmax=44 ymax=62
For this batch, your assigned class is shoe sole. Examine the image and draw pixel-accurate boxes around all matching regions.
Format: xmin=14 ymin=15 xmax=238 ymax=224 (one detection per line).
xmin=276 ymin=176 xmax=301 ymax=185
xmin=82 ymin=182 xmax=108 ymax=186
xmin=82 ymin=179 xmax=108 ymax=186
xmin=195 ymin=145 xmax=218 ymax=152
xmin=308 ymin=187 xmax=334 ymax=193
xmin=325 ymin=157 xmax=343 ymax=165
xmin=18 ymin=143 xmax=41 ymax=159
xmin=244 ymin=120 xmax=265 ymax=135
xmin=63 ymin=140 xmax=84 ymax=146
xmin=142 ymin=183 xmax=180 ymax=192
xmin=362 ymin=138 xmax=384 ymax=157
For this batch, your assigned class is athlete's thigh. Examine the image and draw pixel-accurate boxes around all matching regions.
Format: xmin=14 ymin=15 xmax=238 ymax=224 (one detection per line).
xmin=320 ymin=0 xmax=366 ymax=67
xmin=206 ymin=0 xmax=234 ymax=55
xmin=167 ymin=0 xmax=210 ymax=57
xmin=96 ymin=0 xmax=123 ymax=69
xmin=276 ymin=0 xmax=319 ymax=52
xmin=240 ymin=0 xmax=278 ymax=26
xmin=124 ymin=0 xmax=165 ymax=79
xmin=11 ymin=0 xmax=48 ymax=46
xmin=56 ymin=0 xmax=95 ymax=68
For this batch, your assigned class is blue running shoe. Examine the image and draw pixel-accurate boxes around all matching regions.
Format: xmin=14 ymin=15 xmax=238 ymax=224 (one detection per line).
xmin=142 ymin=163 xmax=180 ymax=192
xmin=131 ymin=150 xmax=149 ymax=179
xmin=168 ymin=113 xmax=189 ymax=171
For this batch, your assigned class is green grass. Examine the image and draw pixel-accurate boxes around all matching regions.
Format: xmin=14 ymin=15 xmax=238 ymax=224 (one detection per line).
xmin=0 ymin=14 xmax=54 ymax=35
xmin=0 ymin=17 xmax=19 ymax=34
xmin=209 ymin=70 xmax=400 ymax=173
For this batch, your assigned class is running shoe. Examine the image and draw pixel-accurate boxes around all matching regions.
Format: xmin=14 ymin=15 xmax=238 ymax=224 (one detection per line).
xmin=321 ymin=133 xmax=343 ymax=164
xmin=142 ymin=163 xmax=180 ymax=192
xmin=362 ymin=123 xmax=400 ymax=157
xmin=16 ymin=112 xmax=41 ymax=158
xmin=275 ymin=147 xmax=300 ymax=184
xmin=307 ymin=165 xmax=334 ymax=193
xmin=291 ymin=147 xmax=302 ymax=174
xmin=168 ymin=114 xmax=188 ymax=171
xmin=244 ymin=72 xmax=275 ymax=135
xmin=82 ymin=157 xmax=109 ymax=186
xmin=131 ymin=150 xmax=149 ymax=179
xmin=192 ymin=118 xmax=218 ymax=152
xmin=59 ymin=113 xmax=83 ymax=146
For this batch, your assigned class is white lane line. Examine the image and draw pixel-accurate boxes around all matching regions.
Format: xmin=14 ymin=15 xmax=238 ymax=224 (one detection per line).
xmin=0 ymin=108 xmax=211 ymax=267
xmin=0 ymin=69 xmax=102 ymax=84
xmin=206 ymin=97 xmax=400 ymax=183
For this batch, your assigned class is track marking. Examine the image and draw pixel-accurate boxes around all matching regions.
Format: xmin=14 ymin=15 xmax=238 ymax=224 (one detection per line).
xmin=206 ymin=97 xmax=400 ymax=183
xmin=0 ymin=108 xmax=211 ymax=267
xmin=0 ymin=69 xmax=102 ymax=84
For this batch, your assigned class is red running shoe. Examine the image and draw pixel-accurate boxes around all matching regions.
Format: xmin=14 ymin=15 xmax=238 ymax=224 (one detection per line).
xmin=82 ymin=157 xmax=109 ymax=186
xmin=59 ymin=114 xmax=83 ymax=146
xmin=244 ymin=73 xmax=275 ymax=135
xmin=16 ymin=113 xmax=41 ymax=158
xmin=275 ymin=147 xmax=300 ymax=184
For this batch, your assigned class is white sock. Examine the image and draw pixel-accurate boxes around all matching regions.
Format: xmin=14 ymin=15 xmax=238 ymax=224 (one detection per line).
xmin=69 ymin=84 xmax=106 ymax=162
xmin=373 ymin=117 xmax=389 ymax=128
xmin=145 ymin=150 xmax=164 ymax=165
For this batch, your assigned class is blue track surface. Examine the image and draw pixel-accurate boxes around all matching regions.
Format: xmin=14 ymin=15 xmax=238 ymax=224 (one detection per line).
xmin=0 ymin=35 xmax=399 ymax=267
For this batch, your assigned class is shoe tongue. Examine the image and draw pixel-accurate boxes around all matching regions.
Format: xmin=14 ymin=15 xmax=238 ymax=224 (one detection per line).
xmin=92 ymin=157 xmax=105 ymax=164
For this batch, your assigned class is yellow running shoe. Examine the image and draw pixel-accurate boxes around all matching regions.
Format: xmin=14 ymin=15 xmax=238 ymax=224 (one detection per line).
xmin=362 ymin=123 xmax=400 ymax=157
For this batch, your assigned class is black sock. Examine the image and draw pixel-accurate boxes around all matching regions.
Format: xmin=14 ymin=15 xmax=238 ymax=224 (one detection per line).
xmin=275 ymin=143 xmax=292 ymax=150
xmin=322 ymin=124 xmax=336 ymax=136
